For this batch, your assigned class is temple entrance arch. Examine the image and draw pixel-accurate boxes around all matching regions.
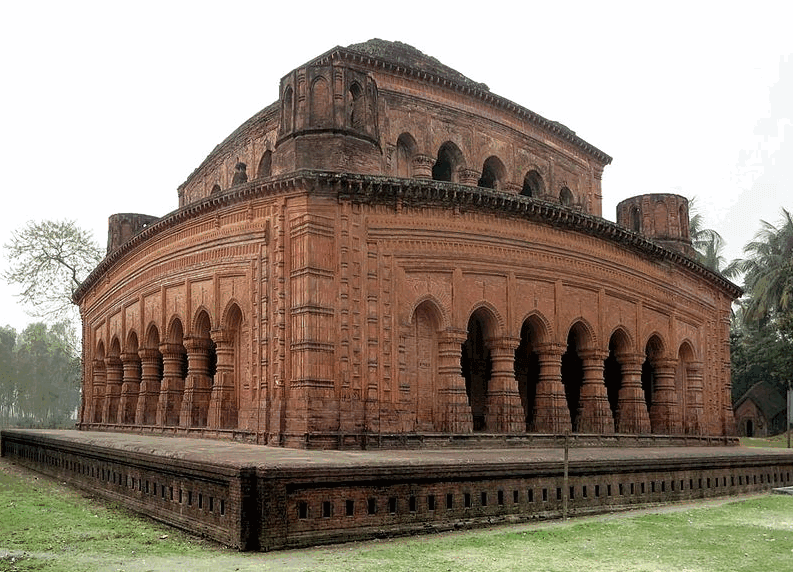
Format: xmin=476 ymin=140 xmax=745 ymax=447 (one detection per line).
xmin=461 ymin=308 xmax=496 ymax=432
xmin=678 ymin=341 xmax=702 ymax=434
xmin=209 ymin=304 xmax=242 ymax=429
xmin=562 ymin=323 xmax=591 ymax=431
xmin=515 ymin=316 xmax=544 ymax=431
xmin=181 ymin=310 xmax=216 ymax=428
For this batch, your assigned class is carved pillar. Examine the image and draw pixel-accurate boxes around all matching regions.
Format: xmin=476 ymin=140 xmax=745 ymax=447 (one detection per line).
xmin=649 ymin=357 xmax=681 ymax=434
xmin=530 ymin=344 xmax=571 ymax=433
xmin=118 ymin=352 xmax=141 ymax=425
xmin=208 ymin=330 xmax=237 ymax=430
xmin=412 ymin=154 xmax=434 ymax=179
xmin=437 ymin=329 xmax=473 ymax=433
xmin=576 ymin=350 xmax=614 ymax=434
xmin=179 ymin=337 xmax=213 ymax=428
xmin=156 ymin=343 xmax=185 ymax=427
xmin=615 ymin=353 xmax=651 ymax=433
xmin=91 ymin=359 xmax=106 ymax=424
xmin=102 ymin=355 xmax=123 ymax=425
xmin=458 ymin=167 xmax=480 ymax=186
xmin=135 ymin=348 xmax=161 ymax=426
xmin=485 ymin=336 xmax=524 ymax=433
xmin=685 ymin=361 xmax=704 ymax=435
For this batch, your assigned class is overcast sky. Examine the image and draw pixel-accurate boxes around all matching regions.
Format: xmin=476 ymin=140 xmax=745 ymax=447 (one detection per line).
xmin=1 ymin=1 xmax=791 ymax=333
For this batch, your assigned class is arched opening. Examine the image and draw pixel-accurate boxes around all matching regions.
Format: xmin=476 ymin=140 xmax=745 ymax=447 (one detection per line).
xmin=120 ymin=331 xmax=140 ymax=425
xmin=282 ymin=85 xmax=293 ymax=133
xmin=210 ymin=183 xmax=221 ymax=195
xmin=140 ymin=325 xmax=162 ymax=426
xmin=745 ymin=419 xmax=754 ymax=437
xmin=642 ymin=335 xmax=664 ymax=412
xmin=432 ymin=141 xmax=464 ymax=182
xmin=395 ymin=133 xmax=418 ymax=178
xmin=461 ymin=309 xmax=494 ymax=431
xmin=160 ymin=318 xmax=187 ymax=427
xmin=561 ymin=324 xmax=587 ymax=430
xmin=515 ymin=317 xmax=543 ymax=431
xmin=257 ymin=150 xmax=272 ymax=179
xmin=677 ymin=342 xmax=695 ymax=433
xmin=559 ymin=187 xmax=574 ymax=207
xmin=215 ymin=304 xmax=242 ymax=430
xmin=310 ymin=76 xmax=330 ymax=127
xmin=408 ymin=301 xmax=441 ymax=431
xmin=186 ymin=310 xmax=215 ymax=428
xmin=605 ymin=330 xmax=631 ymax=430
xmin=105 ymin=337 xmax=123 ymax=425
xmin=522 ymin=170 xmax=544 ymax=197
xmin=349 ymin=82 xmax=364 ymax=128
xmin=654 ymin=201 xmax=669 ymax=236
xmin=679 ymin=204 xmax=689 ymax=238
xmin=631 ymin=206 xmax=641 ymax=232
xmin=478 ymin=156 xmax=506 ymax=190
xmin=92 ymin=341 xmax=106 ymax=424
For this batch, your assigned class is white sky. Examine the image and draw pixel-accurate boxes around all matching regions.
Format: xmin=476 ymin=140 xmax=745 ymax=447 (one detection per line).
xmin=1 ymin=1 xmax=791 ymax=333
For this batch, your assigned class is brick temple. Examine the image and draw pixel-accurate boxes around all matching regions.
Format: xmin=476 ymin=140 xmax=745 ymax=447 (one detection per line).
xmin=71 ymin=39 xmax=740 ymax=448
xmin=6 ymin=40 xmax=792 ymax=552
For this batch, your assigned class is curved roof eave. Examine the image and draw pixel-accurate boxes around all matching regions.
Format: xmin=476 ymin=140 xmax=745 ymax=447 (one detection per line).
xmin=74 ymin=171 xmax=741 ymax=305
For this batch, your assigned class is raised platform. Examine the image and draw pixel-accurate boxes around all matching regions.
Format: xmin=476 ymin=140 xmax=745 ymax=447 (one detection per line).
xmin=2 ymin=429 xmax=793 ymax=551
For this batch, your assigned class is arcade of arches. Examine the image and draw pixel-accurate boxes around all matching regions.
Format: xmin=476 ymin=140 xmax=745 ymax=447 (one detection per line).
xmin=421 ymin=304 xmax=705 ymax=436
xmin=85 ymin=305 xmax=243 ymax=432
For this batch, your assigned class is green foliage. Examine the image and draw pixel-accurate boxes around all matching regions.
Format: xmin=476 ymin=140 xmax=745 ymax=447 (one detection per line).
xmin=729 ymin=208 xmax=793 ymax=402
xmin=689 ymin=197 xmax=728 ymax=273
xmin=0 ymin=322 xmax=80 ymax=428
xmin=3 ymin=219 xmax=103 ymax=324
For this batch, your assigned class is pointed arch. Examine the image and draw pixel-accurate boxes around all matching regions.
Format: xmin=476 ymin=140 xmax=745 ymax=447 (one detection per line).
xmin=310 ymin=75 xmax=330 ymax=127
xmin=515 ymin=312 xmax=550 ymax=431
xmin=559 ymin=186 xmax=574 ymax=207
xmin=478 ymin=156 xmax=507 ymax=190
xmin=461 ymin=306 xmax=499 ymax=431
xmin=605 ymin=327 xmax=632 ymax=426
xmin=432 ymin=141 xmax=465 ymax=182
xmin=395 ymin=132 xmax=418 ymax=178
xmin=407 ymin=300 xmax=442 ymax=431
xmin=125 ymin=330 xmax=139 ymax=354
xmin=282 ymin=85 xmax=294 ymax=133
xmin=522 ymin=169 xmax=545 ymax=197
xmin=257 ymin=149 xmax=272 ymax=179
xmin=211 ymin=301 xmax=243 ymax=429
xmin=562 ymin=321 xmax=594 ymax=429
xmin=642 ymin=333 xmax=666 ymax=409
xmin=407 ymin=294 xmax=450 ymax=330
xmin=349 ymin=81 xmax=364 ymax=128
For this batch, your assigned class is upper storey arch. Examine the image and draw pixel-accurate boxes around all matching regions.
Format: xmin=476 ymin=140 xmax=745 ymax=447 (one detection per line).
xmin=432 ymin=141 xmax=466 ymax=183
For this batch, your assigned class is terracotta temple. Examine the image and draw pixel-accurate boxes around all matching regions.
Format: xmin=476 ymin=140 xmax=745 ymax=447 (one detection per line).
xmin=73 ymin=39 xmax=741 ymax=448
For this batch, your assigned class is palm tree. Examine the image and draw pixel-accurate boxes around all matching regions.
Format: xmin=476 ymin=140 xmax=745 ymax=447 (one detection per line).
xmin=730 ymin=208 xmax=793 ymax=327
xmin=688 ymin=197 xmax=727 ymax=272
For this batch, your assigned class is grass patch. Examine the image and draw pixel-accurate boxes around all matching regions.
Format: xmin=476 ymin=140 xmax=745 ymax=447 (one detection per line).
xmin=1 ymin=457 xmax=792 ymax=571
xmin=740 ymin=433 xmax=792 ymax=448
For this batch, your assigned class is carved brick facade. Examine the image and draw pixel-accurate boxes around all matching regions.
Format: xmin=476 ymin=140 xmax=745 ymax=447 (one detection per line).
xmin=73 ymin=40 xmax=741 ymax=448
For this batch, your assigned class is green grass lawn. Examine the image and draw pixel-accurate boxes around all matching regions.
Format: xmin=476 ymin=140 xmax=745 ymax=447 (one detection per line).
xmin=740 ymin=432 xmax=793 ymax=448
xmin=2 ymin=456 xmax=792 ymax=572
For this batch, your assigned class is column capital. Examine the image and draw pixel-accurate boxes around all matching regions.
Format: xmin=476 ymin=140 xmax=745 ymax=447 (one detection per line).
xmin=579 ymin=349 xmax=609 ymax=362
xmin=138 ymin=347 xmax=161 ymax=361
xmin=120 ymin=352 xmax=140 ymax=364
xmin=159 ymin=342 xmax=186 ymax=356
xmin=184 ymin=336 xmax=213 ymax=352
xmin=536 ymin=342 xmax=566 ymax=357
xmin=485 ymin=336 xmax=520 ymax=352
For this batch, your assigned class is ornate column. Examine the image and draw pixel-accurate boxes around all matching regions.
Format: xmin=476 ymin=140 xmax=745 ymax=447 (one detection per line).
xmin=135 ymin=348 xmax=161 ymax=426
xmin=156 ymin=343 xmax=185 ymax=427
xmin=91 ymin=359 xmax=106 ymax=424
xmin=411 ymin=154 xmax=434 ymax=179
xmin=615 ymin=353 xmax=651 ymax=433
xmin=530 ymin=343 xmax=571 ymax=434
xmin=649 ymin=357 xmax=681 ymax=434
xmin=179 ymin=337 xmax=213 ymax=428
xmin=118 ymin=352 xmax=141 ymax=425
xmin=485 ymin=336 xmax=524 ymax=433
xmin=102 ymin=355 xmax=123 ymax=425
xmin=684 ymin=361 xmax=704 ymax=435
xmin=576 ymin=350 xmax=614 ymax=434
xmin=458 ymin=167 xmax=480 ymax=186
xmin=437 ymin=329 xmax=473 ymax=433
xmin=208 ymin=330 xmax=236 ymax=430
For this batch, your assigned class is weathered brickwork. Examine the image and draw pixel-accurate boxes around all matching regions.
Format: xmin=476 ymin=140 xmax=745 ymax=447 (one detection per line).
xmin=73 ymin=40 xmax=741 ymax=448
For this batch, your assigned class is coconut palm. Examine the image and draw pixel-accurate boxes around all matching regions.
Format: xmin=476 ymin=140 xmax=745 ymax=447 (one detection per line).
xmin=730 ymin=208 xmax=793 ymax=327
xmin=688 ymin=197 xmax=727 ymax=272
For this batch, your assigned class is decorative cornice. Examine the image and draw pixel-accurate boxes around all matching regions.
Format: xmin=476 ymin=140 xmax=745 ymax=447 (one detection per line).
xmin=73 ymin=171 xmax=741 ymax=303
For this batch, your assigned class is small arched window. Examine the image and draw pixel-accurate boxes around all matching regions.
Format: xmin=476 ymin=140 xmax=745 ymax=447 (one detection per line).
xmin=522 ymin=170 xmax=544 ymax=197
xmin=432 ymin=141 xmax=464 ymax=182
xmin=478 ymin=156 xmax=506 ymax=190
xmin=257 ymin=150 xmax=272 ymax=179
xmin=350 ymin=82 xmax=364 ymax=128
xmin=559 ymin=187 xmax=574 ymax=206
xmin=282 ymin=86 xmax=294 ymax=133
xmin=210 ymin=184 xmax=221 ymax=195
xmin=631 ymin=206 xmax=641 ymax=232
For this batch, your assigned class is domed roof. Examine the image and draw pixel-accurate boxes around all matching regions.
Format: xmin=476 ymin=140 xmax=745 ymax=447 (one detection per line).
xmin=344 ymin=39 xmax=489 ymax=91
